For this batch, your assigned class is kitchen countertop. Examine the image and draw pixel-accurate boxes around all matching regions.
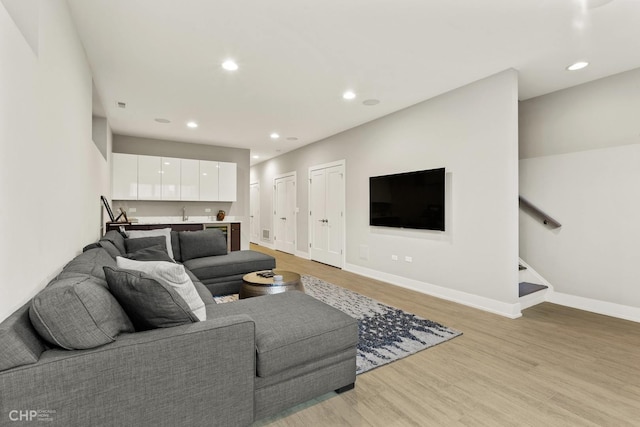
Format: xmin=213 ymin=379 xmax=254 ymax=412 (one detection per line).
xmin=132 ymin=216 xmax=241 ymax=225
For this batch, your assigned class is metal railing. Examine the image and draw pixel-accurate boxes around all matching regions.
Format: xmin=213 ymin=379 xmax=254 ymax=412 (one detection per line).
xmin=519 ymin=196 xmax=561 ymax=228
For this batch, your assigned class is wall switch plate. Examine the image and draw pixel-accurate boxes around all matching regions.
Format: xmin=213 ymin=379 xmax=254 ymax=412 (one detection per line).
xmin=391 ymin=255 xmax=398 ymax=261
xmin=405 ymin=256 xmax=413 ymax=263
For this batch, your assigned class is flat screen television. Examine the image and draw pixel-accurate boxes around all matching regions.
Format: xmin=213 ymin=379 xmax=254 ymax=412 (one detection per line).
xmin=369 ymin=167 xmax=445 ymax=231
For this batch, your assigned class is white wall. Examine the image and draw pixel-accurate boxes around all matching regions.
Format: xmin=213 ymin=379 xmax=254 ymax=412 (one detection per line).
xmin=520 ymin=67 xmax=640 ymax=322
xmin=0 ymin=0 xmax=110 ymax=321
xmin=252 ymin=70 xmax=520 ymax=317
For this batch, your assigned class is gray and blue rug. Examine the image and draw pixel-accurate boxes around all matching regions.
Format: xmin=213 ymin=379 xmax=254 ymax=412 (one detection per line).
xmin=214 ymin=275 xmax=462 ymax=375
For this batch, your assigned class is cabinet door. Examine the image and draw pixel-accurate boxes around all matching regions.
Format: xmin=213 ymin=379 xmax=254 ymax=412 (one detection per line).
xmin=199 ymin=160 xmax=219 ymax=201
xmin=180 ymin=159 xmax=200 ymax=201
xmin=138 ymin=155 xmax=162 ymax=200
xmin=161 ymin=157 xmax=181 ymax=200
xmin=112 ymin=153 xmax=138 ymax=200
xmin=218 ymin=162 xmax=237 ymax=201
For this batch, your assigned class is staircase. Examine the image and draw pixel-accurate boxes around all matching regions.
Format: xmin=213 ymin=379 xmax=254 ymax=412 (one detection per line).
xmin=518 ymin=260 xmax=551 ymax=310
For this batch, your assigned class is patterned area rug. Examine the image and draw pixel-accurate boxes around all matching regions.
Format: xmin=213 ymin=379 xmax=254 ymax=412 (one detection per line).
xmin=214 ymin=275 xmax=462 ymax=375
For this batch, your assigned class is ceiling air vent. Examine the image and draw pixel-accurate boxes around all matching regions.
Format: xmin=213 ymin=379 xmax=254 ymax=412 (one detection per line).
xmin=116 ymin=101 xmax=126 ymax=108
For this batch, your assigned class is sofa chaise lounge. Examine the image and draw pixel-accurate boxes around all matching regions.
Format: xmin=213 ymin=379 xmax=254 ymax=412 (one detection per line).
xmin=0 ymin=229 xmax=358 ymax=426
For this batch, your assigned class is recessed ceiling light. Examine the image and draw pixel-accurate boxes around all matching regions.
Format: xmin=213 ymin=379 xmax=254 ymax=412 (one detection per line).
xmin=342 ymin=91 xmax=356 ymax=100
xmin=187 ymin=121 xmax=198 ymax=128
xmin=154 ymin=118 xmax=171 ymax=123
xmin=362 ymin=99 xmax=380 ymax=106
xmin=270 ymin=133 xmax=280 ymax=139
xmin=252 ymin=155 xmax=260 ymax=159
xmin=566 ymin=61 xmax=589 ymax=71
xmin=286 ymin=137 xmax=298 ymax=141
xmin=222 ymin=60 xmax=239 ymax=71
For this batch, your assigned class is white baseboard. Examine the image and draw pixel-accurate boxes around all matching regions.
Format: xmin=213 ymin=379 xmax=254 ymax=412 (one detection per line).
xmin=547 ymin=291 xmax=640 ymax=323
xmin=519 ymin=289 xmax=548 ymax=311
xmin=295 ymin=250 xmax=311 ymax=260
xmin=344 ymin=263 xmax=522 ymax=319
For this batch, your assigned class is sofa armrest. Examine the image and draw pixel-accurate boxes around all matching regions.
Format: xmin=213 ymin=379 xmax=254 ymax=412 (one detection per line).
xmin=0 ymin=315 xmax=256 ymax=427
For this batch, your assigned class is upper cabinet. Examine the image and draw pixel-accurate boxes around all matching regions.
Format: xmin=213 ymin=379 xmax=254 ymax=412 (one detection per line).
xmin=112 ymin=153 xmax=138 ymax=200
xmin=199 ymin=160 xmax=220 ymax=201
xmin=218 ymin=162 xmax=237 ymax=202
xmin=137 ymin=155 xmax=162 ymax=200
xmin=180 ymin=159 xmax=200 ymax=201
xmin=112 ymin=153 xmax=237 ymax=202
xmin=161 ymin=157 xmax=181 ymax=200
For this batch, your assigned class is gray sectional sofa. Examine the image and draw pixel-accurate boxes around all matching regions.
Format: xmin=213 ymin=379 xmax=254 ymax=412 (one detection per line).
xmin=0 ymin=229 xmax=358 ymax=426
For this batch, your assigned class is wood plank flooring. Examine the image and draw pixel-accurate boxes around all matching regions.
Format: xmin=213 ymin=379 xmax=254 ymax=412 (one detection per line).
xmin=251 ymin=244 xmax=640 ymax=426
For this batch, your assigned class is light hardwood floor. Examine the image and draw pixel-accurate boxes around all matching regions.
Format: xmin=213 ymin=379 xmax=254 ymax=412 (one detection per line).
xmin=250 ymin=244 xmax=640 ymax=426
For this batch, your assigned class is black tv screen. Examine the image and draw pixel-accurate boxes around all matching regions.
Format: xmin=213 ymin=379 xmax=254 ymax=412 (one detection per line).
xmin=369 ymin=168 xmax=445 ymax=231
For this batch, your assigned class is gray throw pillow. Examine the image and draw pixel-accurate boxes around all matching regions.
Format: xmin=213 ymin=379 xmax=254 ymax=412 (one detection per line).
xmin=125 ymin=236 xmax=168 ymax=254
xmin=179 ymin=229 xmax=227 ymax=261
xmin=29 ymin=275 xmax=134 ymax=350
xmin=103 ymin=267 xmax=199 ymax=331
xmin=125 ymin=245 xmax=175 ymax=263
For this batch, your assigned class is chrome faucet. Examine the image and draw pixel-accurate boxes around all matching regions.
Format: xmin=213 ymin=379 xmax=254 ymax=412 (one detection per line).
xmin=182 ymin=206 xmax=188 ymax=221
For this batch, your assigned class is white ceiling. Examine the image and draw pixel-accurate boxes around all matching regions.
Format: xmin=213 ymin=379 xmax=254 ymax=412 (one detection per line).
xmin=66 ymin=0 xmax=640 ymax=165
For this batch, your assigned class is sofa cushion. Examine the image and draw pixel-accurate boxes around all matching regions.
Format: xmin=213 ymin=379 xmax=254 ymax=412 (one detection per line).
xmin=179 ymin=229 xmax=228 ymax=261
xmin=61 ymin=248 xmax=117 ymax=282
xmin=126 ymin=228 xmax=174 ymax=259
xmin=171 ymin=231 xmax=181 ymax=262
xmin=124 ymin=236 xmax=168 ymax=254
xmin=207 ymin=292 xmax=358 ymax=378
xmin=0 ymin=302 xmax=46 ymax=372
xmin=124 ymin=245 xmax=175 ymax=263
xmin=185 ymin=269 xmax=215 ymax=305
xmin=29 ymin=275 xmax=134 ymax=350
xmin=100 ymin=230 xmax=127 ymax=255
xmin=104 ymin=267 xmax=199 ymax=331
xmin=116 ymin=257 xmax=206 ymax=321
xmin=98 ymin=240 xmax=122 ymax=258
xmin=183 ymin=250 xmax=275 ymax=282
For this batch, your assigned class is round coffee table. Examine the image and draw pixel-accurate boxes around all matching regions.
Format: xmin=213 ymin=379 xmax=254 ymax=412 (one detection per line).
xmin=240 ymin=270 xmax=304 ymax=299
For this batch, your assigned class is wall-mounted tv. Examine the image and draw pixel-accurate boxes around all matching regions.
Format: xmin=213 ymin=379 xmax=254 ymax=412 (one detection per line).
xmin=369 ymin=167 xmax=445 ymax=231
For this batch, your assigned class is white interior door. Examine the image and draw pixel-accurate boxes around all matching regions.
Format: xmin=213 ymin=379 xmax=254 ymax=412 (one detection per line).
xmin=309 ymin=162 xmax=345 ymax=268
xmin=274 ymin=174 xmax=296 ymax=254
xmin=250 ymin=183 xmax=260 ymax=244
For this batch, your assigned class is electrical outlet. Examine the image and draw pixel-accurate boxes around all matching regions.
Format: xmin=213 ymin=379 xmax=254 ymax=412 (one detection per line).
xmin=391 ymin=255 xmax=398 ymax=261
xmin=205 ymin=208 xmax=211 ymax=213
xmin=128 ymin=207 xmax=137 ymax=213
xmin=405 ymin=256 xmax=413 ymax=263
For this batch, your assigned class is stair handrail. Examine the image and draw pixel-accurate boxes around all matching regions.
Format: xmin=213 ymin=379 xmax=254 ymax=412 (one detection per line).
xmin=519 ymin=196 xmax=562 ymax=228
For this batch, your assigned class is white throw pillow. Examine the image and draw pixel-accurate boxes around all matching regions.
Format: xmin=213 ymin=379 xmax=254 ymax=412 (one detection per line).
xmin=126 ymin=228 xmax=174 ymax=259
xmin=116 ymin=257 xmax=206 ymax=321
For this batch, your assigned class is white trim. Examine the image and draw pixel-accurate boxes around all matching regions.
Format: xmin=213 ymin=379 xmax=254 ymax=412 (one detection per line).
xmin=548 ymin=291 xmax=640 ymax=323
xmin=295 ymin=250 xmax=311 ymax=260
xmin=258 ymin=240 xmax=275 ymax=250
xmin=519 ymin=288 xmax=548 ymax=311
xmin=273 ymin=171 xmax=296 ymax=255
xmin=518 ymin=258 xmax=554 ymax=291
xmin=308 ymin=159 xmax=346 ymax=269
xmin=249 ymin=182 xmax=260 ymax=245
xmin=344 ymin=262 xmax=522 ymax=319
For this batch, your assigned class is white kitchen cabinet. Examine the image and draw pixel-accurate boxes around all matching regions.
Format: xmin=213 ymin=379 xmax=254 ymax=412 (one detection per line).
xmin=161 ymin=157 xmax=181 ymax=200
xmin=112 ymin=153 xmax=138 ymax=200
xmin=137 ymin=155 xmax=162 ymax=200
xmin=180 ymin=159 xmax=200 ymax=201
xmin=218 ymin=161 xmax=237 ymax=201
xmin=199 ymin=160 xmax=219 ymax=201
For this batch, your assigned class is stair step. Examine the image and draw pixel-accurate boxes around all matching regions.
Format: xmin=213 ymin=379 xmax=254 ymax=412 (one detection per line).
xmin=519 ymin=282 xmax=548 ymax=298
